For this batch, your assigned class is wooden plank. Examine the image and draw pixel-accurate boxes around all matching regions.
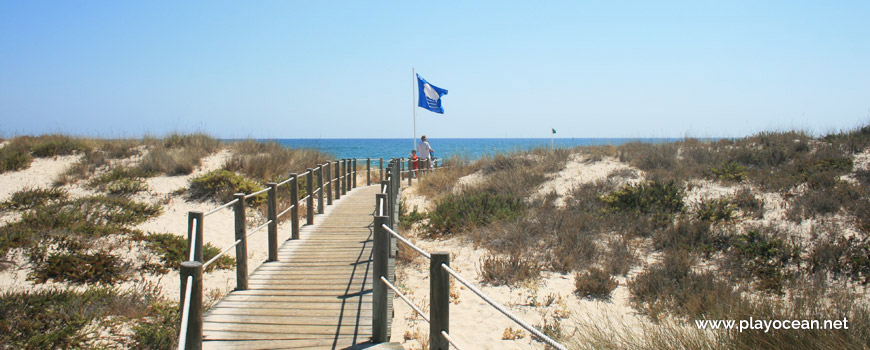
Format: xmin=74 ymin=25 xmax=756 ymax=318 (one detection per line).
xmin=202 ymin=185 xmax=382 ymax=347
xmin=204 ymin=325 xmax=371 ymax=337
xmin=203 ymin=338 xmax=368 ymax=350
xmin=207 ymin=306 xmax=372 ymax=317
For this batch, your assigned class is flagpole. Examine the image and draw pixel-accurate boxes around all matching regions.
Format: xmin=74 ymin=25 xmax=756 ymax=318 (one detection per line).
xmin=413 ymin=68 xmax=417 ymax=151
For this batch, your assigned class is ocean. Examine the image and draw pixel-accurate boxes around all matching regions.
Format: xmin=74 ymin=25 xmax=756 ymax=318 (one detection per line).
xmin=233 ymin=138 xmax=683 ymax=161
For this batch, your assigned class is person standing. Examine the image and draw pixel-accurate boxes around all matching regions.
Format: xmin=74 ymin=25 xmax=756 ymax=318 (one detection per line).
xmin=410 ymin=149 xmax=419 ymax=177
xmin=417 ymin=135 xmax=434 ymax=170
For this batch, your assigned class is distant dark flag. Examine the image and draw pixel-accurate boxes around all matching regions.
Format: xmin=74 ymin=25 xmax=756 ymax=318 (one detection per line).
xmin=416 ymin=74 xmax=448 ymax=114
xmin=552 ymin=128 xmax=556 ymax=134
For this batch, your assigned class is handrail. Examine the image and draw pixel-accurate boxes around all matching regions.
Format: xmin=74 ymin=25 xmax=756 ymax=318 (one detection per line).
xmin=188 ymin=218 xmax=198 ymax=261
xmin=247 ymin=220 xmax=271 ymax=238
xmin=277 ymin=204 xmax=295 ymax=218
xmin=441 ymin=330 xmax=466 ymax=350
xmin=178 ymin=275 xmax=193 ymax=350
xmin=277 ymin=176 xmax=293 ymax=187
xmin=203 ymin=239 xmax=240 ymax=269
xmin=381 ymin=224 xmax=430 ymax=259
xmin=380 ymin=276 xmax=429 ymax=322
xmin=441 ymin=263 xmax=567 ymax=350
xmin=204 ymin=200 xmax=238 ymax=217
xmin=178 ymin=157 xmax=421 ymax=349
xmin=245 ymin=188 xmax=269 ymax=199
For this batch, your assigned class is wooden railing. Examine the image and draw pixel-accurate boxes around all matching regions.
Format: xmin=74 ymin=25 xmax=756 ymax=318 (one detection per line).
xmin=371 ymin=158 xmax=567 ymax=350
xmin=176 ymin=157 xmax=391 ymax=350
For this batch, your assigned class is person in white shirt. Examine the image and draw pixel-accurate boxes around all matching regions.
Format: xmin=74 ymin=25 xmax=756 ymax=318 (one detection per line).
xmin=416 ymin=135 xmax=434 ymax=169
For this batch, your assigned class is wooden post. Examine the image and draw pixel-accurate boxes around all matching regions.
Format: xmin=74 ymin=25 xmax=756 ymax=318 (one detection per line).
xmin=381 ymin=178 xmax=392 ymax=229
xmin=366 ymin=158 xmax=371 ymax=186
xmin=430 ymin=252 xmax=450 ymax=350
xmin=372 ymin=215 xmax=390 ymax=342
xmin=187 ymin=211 xmax=204 ymax=262
xmin=346 ymin=158 xmax=351 ymax=190
xmin=341 ymin=159 xmax=347 ymax=195
xmin=233 ymin=193 xmax=249 ymax=290
xmin=379 ymin=157 xmax=383 ymax=182
xmin=326 ymin=162 xmax=333 ymax=205
xmin=266 ymin=184 xmax=278 ymax=262
xmin=306 ymin=168 xmax=314 ymax=225
xmin=408 ymin=158 xmax=413 ymax=186
xmin=290 ymin=174 xmax=299 ymax=240
xmin=376 ymin=193 xmax=387 ymax=217
xmin=352 ymin=158 xmax=357 ymax=189
xmin=180 ymin=261 xmax=203 ymax=350
xmin=335 ymin=161 xmax=341 ymax=200
xmin=317 ymin=165 xmax=324 ymax=214
xmin=392 ymin=161 xmax=400 ymax=228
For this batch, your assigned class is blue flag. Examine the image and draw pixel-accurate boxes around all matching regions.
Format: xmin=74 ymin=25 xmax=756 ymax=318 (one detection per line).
xmin=417 ymin=74 xmax=448 ymax=114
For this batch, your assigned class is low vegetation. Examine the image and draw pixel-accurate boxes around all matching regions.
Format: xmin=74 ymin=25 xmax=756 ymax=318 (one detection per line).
xmin=412 ymin=124 xmax=870 ymax=348
xmin=574 ymin=267 xmax=619 ymax=301
xmin=189 ymin=169 xmax=266 ymax=205
xmin=223 ymin=140 xmax=331 ymax=183
xmin=0 ymin=287 xmax=175 ymax=349
xmin=0 ymin=133 xmax=335 ymax=348
xmin=139 ymin=132 xmax=220 ymax=175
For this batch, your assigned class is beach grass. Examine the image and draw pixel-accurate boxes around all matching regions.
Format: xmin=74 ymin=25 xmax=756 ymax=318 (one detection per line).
xmin=412 ymin=124 xmax=870 ymax=348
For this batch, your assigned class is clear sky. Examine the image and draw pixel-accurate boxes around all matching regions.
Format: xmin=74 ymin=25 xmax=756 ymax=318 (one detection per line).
xmin=1 ymin=1 xmax=868 ymax=139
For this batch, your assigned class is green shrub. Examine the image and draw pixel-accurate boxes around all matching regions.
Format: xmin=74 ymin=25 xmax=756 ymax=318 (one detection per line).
xmin=29 ymin=250 xmax=128 ymax=284
xmin=710 ymin=161 xmax=747 ymax=182
xmin=189 ymin=170 xmax=265 ymax=205
xmin=399 ymin=201 xmax=427 ymax=230
xmin=812 ymin=235 xmax=870 ymax=285
xmin=0 ymin=141 xmax=33 ymax=173
xmin=133 ymin=232 xmax=235 ymax=273
xmin=0 ymin=287 xmax=153 ymax=349
xmin=479 ymin=254 xmax=540 ymax=286
xmin=628 ymin=249 xmax=740 ymax=320
xmin=105 ymin=178 xmax=150 ymax=195
xmin=600 ymin=180 xmax=684 ymax=218
xmin=426 ymin=190 xmax=524 ymax=236
xmin=696 ymin=197 xmax=737 ymax=223
xmin=731 ymin=187 xmax=764 ymax=219
xmin=574 ymin=267 xmax=619 ymax=300
xmin=87 ymin=167 xmax=152 ymax=195
xmin=130 ymin=301 xmax=179 ymax=350
xmin=3 ymin=187 xmax=67 ymax=210
xmin=729 ymin=229 xmax=800 ymax=293
xmin=26 ymin=134 xmax=91 ymax=157
xmin=0 ymin=196 xmax=161 ymax=255
xmin=652 ymin=218 xmax=724 ymax=255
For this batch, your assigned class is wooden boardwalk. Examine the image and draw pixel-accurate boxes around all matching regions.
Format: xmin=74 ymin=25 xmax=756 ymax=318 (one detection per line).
xmin=203 ymin=185 xmax=393 ymax=349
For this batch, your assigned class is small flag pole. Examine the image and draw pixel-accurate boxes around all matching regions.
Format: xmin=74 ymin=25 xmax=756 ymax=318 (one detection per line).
xmin=412 ymin=68 xmax=417 ymax=151
xmin=551 ymin=128 xmax=554 ymax=150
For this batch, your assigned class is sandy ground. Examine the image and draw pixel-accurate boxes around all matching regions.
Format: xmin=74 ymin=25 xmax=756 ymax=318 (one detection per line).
xmin=534 ymin=155 xmax=640 ymax=207
xmin=0 ymin=149 xmax=271 ymax=302
xmin=391 ymin=155 xmax=649 ymax=350
xmin=0 ymin=154 xmax=81 ymax=202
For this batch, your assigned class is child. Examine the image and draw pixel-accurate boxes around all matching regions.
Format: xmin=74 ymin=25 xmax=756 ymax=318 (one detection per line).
xmin=410 ymin=149 xmax=419 ymax=177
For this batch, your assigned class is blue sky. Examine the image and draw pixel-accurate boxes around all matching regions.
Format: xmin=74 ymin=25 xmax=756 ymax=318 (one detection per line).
xmin=1 ymin=1 xmax=868 ymax=138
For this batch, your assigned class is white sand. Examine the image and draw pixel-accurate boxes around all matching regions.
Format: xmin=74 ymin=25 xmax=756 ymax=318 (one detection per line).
xmin=534 ymin=155 xmax=641 ymax=207
xmin=392 ymin=157 xmax=647 ymax=349
xmin=0 ymin=155 xmax=81 ymax=202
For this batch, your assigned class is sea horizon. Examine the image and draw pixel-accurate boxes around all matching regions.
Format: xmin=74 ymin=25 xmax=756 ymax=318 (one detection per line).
xmin=222 ymin=137 xmax=699 ymax=160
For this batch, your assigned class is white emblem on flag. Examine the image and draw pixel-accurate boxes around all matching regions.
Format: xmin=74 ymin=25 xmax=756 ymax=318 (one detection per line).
xmin=423 ymin=83 xmax=440 ymax=108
